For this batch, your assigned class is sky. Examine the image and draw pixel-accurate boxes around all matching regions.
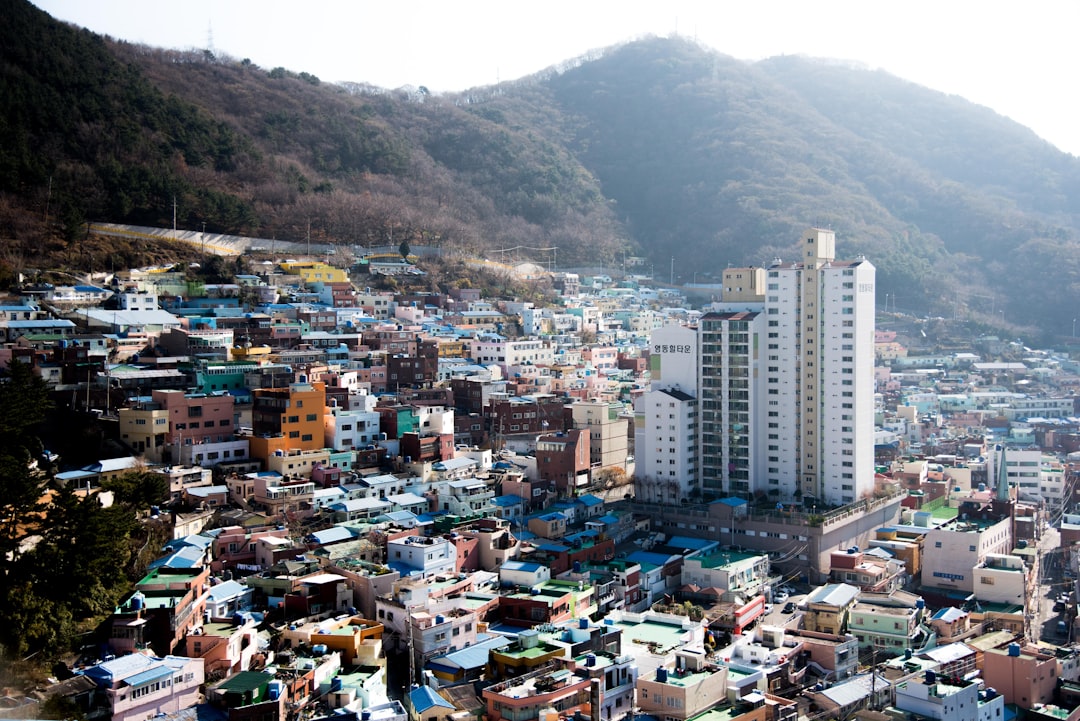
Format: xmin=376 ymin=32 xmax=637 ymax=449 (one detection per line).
xmin=33 ymin=1 xmax=1080 ymax=156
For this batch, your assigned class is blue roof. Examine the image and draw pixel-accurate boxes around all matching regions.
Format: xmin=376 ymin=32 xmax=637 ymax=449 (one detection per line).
xmin=310 ymin=526 xmax=355 ymax=545
xmin=711 ymin=497 xmax=748 ymax=507
xmin=577 ymin=494 xmax=604 ymax=507
xmin=83 ymin=653 xmax=157 ymax=685
xmin=122 ymin=665 xmax=173 ymax=687
xmin=492 ymin=494 xmax=524 ymax=507
xmin=596 ymin=514 xmax=619 ymax=524
xmin=408 ymin=685 xmax=454 ymax=712
xmin=206 ymin=580 xmax=249 ymax=604
xmin=538 ymin=512 xmax=567 ymax=522
xmin=536 ymin=542 xmax=570 ymax=553
xmin=149 ymin=546 xmax=205 ymax=570
xmin=164 ymin=534 xmax=214 ymax=552
xmin=626 ymin=550 xmax=679 ymax=567
xmin=429 ymin=635 xmax=509 ymax=671
xmin=666 ymin=535 xmax=715 ymax=551
xmin=501 ymin=560 xmax=544 ymax=573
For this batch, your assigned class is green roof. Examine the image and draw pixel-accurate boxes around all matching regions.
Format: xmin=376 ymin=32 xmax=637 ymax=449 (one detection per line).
xmin=216 ymin=671 xmax=270 ymax=693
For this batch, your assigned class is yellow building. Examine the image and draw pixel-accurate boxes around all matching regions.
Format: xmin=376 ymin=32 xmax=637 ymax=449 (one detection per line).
xmin=279 ymin=261 xmax=348 ymax=284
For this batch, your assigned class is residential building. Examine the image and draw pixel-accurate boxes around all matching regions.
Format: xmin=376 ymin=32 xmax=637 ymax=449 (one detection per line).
xmin=249 ymin=379 xmax=327 ymax=459
xmin=892 ymin=672 xmax=1003 ymax=721
xmin=803 ymin=583 xmax=861 ymax=635
xmin=681 ymin=548 xmax=769 ymax=604
xmin=82 ymin=653 xmax=204 ymax=721
xmin=536 ymin=429 xmax=591 ymax=497
xmin=386 ymin=535 xmax=457 ymax=580
xmin=922 ymin=510 xmax=1012 ymax=594
xmin=758 ymin=230 xmax=876 ymax=504
xmin=636 ymin=650 xmax=727 ymax=721
xmin=698 ymin=310 xmax=765 ymax=498
xmin=571 ymin=399 xmax=631 ymax=472
xmin=482 ymin=663 xmax=592 ymax=721
xmin=981 ymin=642 xmax=1059 ymax=708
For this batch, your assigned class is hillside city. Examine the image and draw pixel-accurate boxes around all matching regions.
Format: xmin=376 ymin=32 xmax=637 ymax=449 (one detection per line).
xmin=2 ymin=226 xmax=1080 ymax=721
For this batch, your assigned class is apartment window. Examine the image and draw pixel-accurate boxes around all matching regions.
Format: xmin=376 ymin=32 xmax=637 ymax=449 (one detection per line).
xmin=288 ymin=415 xmax=299 ymax=424
xmin=935 ymin=542 xmax=942 ymax=548
xmin=289 ymin=430 xmax=300 ymax=438
xmin=306 ymin=413 xmax=317 ymax=422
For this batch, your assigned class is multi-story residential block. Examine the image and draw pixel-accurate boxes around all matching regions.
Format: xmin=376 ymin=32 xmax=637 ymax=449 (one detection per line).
xmin=386 ymin=535 xmax=457 ymax=579
xmin=249 ymin=379 xmax=327 ymax=459
xmin=482 ymin=663 xmax=593 ymax=721
xmin=571 ymin=399 xmax=630 ymax=472
xmin=469 ymin=336 xmax=554 ymax=369
xmin=634 ymin=387 xmax=698 ymax=503
xmin=119 ymin=389 xmax=235 ymax=464
xmin=803 ymin=583 xmax=861 ymax=635
xmin=982 ymin=643 xmax=1059 ymax=708
xmin=324 ymin=404 xmax=382 ymax=451
xmin=83 ymin=653 xmax=204 ymax=721
xmin=699 ymin=310 xmax=765 ymax=497
xmin=891 ymin=673 xmax=1003 ymax=721
xmin=112 ymin=567 xmax=211 ymax=655
xmin=636 ymin=650 xmax=728 ymax=721
xmin=760 ymin=229 xmax=876 ymax=504
xmin=847 ymin=594 xmax=930 ymax=652
xmin=536 ymin=429 xmax=591 ymax=497
xmin=432 ymin=478 xmax=495 ymax=518
xmin=922 ymin=510 xmax=1012 ymax=594
xmin=680 ymin=548 xmax=769 ymax=604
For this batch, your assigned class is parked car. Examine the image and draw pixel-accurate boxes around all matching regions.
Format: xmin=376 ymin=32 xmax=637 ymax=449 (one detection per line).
xmin=783 ymin=602 xmax=796 ymax=614
xmin=764 ymin=604 xmax=774 ymax=615
xmin=774 ymin=592 xmax=789 ymax=604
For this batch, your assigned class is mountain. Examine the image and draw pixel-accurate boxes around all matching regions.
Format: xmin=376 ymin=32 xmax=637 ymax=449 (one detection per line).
xmin=2 ymin=0 xmax=1078 ymax=337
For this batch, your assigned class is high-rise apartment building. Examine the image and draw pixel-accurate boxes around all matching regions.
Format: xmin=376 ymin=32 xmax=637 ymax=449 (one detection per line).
xmin=763 ymin=229 xmax=876 ymax=505
xmin=640 ymin=228 xmax=876 ymax=507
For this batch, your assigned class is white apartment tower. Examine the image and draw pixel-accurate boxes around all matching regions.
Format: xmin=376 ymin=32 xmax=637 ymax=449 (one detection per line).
xmin=635 ymin=324 xmax=700 ymax=502
xmin=763 ymin=229 xmax=876 ymax=505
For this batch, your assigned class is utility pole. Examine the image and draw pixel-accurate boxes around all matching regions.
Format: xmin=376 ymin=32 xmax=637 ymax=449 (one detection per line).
xmin=670 ymin=256 xmax=674 ymax=286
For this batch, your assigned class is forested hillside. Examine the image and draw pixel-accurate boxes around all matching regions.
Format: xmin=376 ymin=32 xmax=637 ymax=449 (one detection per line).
xmin=2 ymin=0 xmax=1079 ymax=336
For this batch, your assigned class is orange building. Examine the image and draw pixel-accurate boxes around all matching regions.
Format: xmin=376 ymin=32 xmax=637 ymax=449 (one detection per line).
xmin=249 ymin=380 xmax=327 ymax=463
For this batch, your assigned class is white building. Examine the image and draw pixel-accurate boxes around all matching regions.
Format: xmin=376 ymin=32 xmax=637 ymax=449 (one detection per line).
xmin=324 ymin=405 xmax=383 ymax=451
xmin=893 ymin=674 xmax=1003 ymax=721
xmin=385 ymin=535 xmax=457 ymax=579
xmin=634 ymin=323 xmax=701 ymax=502
xmin=119 ymin=291 xmax=159 ymax=311
xmin=762 ymin=229 xmax=876 ymax=505
xmin=922 ymin=514 xmax=1012 ymax=593
xmin=634 ymin=387 xmax=699 ymax=503
xmin=468 ymin=337 xmax=554 ymax=369
xmin=971 ymin=553 xmax=1028 ymax=605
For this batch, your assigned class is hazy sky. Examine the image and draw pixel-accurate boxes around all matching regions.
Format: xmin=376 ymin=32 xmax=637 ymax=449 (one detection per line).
xmin=34 ymin=0 xmax=1080 ymax=156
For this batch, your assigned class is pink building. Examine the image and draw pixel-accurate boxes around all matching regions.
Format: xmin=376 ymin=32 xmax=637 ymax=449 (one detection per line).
xmin=982 ymin=643 xmax=1059 ymax=708
xmin=83 ymin=653 xmax=204 ymax=721
xmin=210 ymin=525 xmax=291 ymax=573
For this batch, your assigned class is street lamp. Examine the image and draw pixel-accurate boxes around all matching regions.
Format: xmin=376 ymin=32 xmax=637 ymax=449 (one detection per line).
xmin=1073 ymin=318 xmax=1077 ymax=337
